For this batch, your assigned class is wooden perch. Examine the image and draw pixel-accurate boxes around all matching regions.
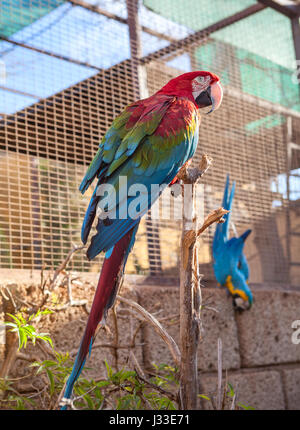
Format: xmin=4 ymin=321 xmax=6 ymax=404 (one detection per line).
xmin=177 ymin=154 xmax=212 ymax=184
xmin=178 ymin=154 xmax=228 ymax=410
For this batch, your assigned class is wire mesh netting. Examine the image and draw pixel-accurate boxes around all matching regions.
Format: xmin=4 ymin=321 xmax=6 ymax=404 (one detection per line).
xmin=0 ymin=0 xmax=299 ymax=286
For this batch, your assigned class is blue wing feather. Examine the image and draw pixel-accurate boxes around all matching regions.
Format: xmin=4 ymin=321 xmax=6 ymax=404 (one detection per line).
xmin=213 ymin=174 xmax=233 ymax=256
xmin=212 ymin=175 xmax=253 ymax=306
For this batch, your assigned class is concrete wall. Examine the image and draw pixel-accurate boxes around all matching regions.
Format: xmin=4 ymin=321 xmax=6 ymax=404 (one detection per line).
xmin=137 ymin=284 xmax=300 ymax=410
xmin=0 ymin=270 xmax=300 ymax=410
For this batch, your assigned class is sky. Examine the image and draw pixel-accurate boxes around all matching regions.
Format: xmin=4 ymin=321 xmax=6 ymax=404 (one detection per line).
xmin=0 ymin=0 xmax=191 ymax=114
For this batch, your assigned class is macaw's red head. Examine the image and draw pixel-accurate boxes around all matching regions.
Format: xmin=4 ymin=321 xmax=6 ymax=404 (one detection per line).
xmin=158 ymin=71 xmax=223 ymax=113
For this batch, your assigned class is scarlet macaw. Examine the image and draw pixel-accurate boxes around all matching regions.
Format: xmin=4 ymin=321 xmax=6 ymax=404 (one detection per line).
xmin=61 ymin=71 xmax=223 ymax=407
xmin=212 ymin=175 xmax=253 ymax=310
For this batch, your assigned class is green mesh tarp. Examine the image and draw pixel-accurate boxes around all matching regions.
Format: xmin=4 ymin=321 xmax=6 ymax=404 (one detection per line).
xmin=144 ymin=0 xmax=299 ymax=112
xmin=0 ymin=0 xmax=65 ymax=37
xmin=143 ymin=0 xmax=256 ymax=33
xmin=194 ymin=42 xmax=299 ymax=111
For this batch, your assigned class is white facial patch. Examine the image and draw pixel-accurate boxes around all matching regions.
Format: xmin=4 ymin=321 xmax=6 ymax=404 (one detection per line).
xmin=192 ymin=75 xmax=211 ymax=101
xmin=233 ymin=296 xmax=250 ymax=311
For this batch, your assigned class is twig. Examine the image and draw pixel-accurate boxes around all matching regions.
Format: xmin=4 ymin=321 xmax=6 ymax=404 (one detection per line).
xmin=130 ymin=320 xmax=144 ymax=351
xmin=49 ymin=244 xmax=85 ymax=290
xmin=69 ymin=342 xmax=140 ymax=357
xmin=230 ymin=382 xmax=238 ymax=410
xmin=26 ymin=385 xmax=48 ymax=399
xmin=15 ymin=352 xmax=41 ymax=363
xmin=0 ymin=286 xmax=18 ymax=311
xmin=36 ymin=339 xmax=57 ymax=359
xmin=56 ymin=276 xmax=88 ymax=310
xmin=135 ymin=370 xmax=178 ymax=403
xmin=56 ymin=299 xmax=88 ymax=311
xmin=116 ymin=295 xmax=181 ymax=368
xmin=111 ymin=306 xmax=119 ymax=371
xmin=230 ymin=392 xmax=237 ymax=410
xmin=217 ymin=338 xmax=222 ymax=410
xmin=182 ymin=207 xmax=229 ymax=270
xmin=129 ymin=350 xmax=145 ymax=378
xmin=54 ymin=381 xmax=67 ymax=410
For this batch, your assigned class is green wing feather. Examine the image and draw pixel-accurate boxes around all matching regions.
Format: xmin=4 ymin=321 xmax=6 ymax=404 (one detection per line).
xmin=79 ymin=107 xmax=132 ymax=194
xmin=79 ymin=95 xmax=174 ymax=194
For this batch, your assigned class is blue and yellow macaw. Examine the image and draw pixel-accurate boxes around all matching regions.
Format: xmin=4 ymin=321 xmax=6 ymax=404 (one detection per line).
xmin=212 ymin=175 xmax=253 ymax=310
xmin=60 ymin=71 xmax=223 ymax=408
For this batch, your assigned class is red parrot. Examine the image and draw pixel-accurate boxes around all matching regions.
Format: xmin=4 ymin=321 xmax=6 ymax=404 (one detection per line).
xmin=61 ymin=71 xmax=223 ymax=407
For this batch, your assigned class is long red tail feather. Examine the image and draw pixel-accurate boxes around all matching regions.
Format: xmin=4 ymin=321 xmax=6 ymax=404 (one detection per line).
xmin=61 ymin=229 xmax=134 ymax=407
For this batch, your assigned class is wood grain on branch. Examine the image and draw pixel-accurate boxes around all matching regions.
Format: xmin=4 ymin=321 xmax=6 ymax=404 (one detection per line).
xmin=177 ymin=154 xmax=213 ymax=184
xmin=178 ymin=153 xmax=229 ymax=410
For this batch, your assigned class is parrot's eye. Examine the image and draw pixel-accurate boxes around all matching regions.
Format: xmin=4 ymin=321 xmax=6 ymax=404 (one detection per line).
xmin=196 ymin=75 xmax=211 ymax=86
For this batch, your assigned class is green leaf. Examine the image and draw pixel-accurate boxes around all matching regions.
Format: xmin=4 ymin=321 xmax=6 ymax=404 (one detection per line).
xmin=96 ymin=380 xmax=110 ymax=388
xmin=16 ymin=399 xmax=25 ymax=410
xmin=198 ymin=394 xmax=211 ymax=401
xmin=36 ymin=334 xmax=54 ymax=348
xmin=83 ymin=394 xmax=94 ymax=410
xmin=6 ymin=314 xmax=21 ymax=324
xmin=227 ymin=382 xmax=235 ymax=398
xmin=237 ymin=402 xmax=255 ymax=410
xmin=24 ymin=324 xmax=36 ymax=333
xmin=40 ymin=360 xmax=58 ymax=368
xmin=46 ymin=369 xmax=55 ymax=396
xmin=18 ymin=329 xmax=27 ymax=349
xmin=104 ymin=360 xmax=113 ymax=379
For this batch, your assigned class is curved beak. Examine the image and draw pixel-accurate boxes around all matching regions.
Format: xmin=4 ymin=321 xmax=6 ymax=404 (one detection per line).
xmin=207 ymin=80 xmax=223 ymax=114
xmin=233 ymin=294 xmax=252 ymax=311
xmin=195 ymin=80 xmax=223 ymax=114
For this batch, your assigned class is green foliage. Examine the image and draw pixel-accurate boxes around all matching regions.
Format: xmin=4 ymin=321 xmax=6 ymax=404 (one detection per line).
xmin=2 ymin=308 xmax=252 ymax=411
xmin=0 ymin=378 xmax=36 ymax=410
xmin=1 ymin=306 xmax=181 ymax=410
xmin=198 ymin=382 xmax=255 ymax=410
xmin=151 ymin=363 xmax=179 ymax=386
xmin=101 ymin=361 xmax=177 ymax=411
xmin=30 ymin=351 xmax=73 ymax=396
xmin=27 ymin=357 xmax=178 ymax=410
xmin=5 ymin=309 xmax=54 ymax=350
xmin=226 ymin=383 xmax=255 ymax=410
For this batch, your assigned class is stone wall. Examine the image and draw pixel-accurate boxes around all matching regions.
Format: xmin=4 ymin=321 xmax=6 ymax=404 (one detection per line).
xmin=138 ymin=284 xmax=300 ymax=410
xmin=0 ymin=270 xmax=300 ymax=410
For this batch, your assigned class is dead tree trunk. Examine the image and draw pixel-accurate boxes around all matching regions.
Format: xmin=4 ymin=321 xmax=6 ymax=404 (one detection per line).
xmin=0 ymin=284 xmax=19 ymax=383
xmin=179 ymin=180 xmax=201 ymax=409
xmin=177 ymin=155 xmax=227 ymax=409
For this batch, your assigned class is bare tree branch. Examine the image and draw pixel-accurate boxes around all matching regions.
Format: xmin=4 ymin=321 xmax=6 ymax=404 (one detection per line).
xmin=49 ymin=244 xmax=85 ymax=291
xmin=217 ymin=337 xmax=223 ymax=410
xmin=116 ymin=295 xmax=181 ymax=368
